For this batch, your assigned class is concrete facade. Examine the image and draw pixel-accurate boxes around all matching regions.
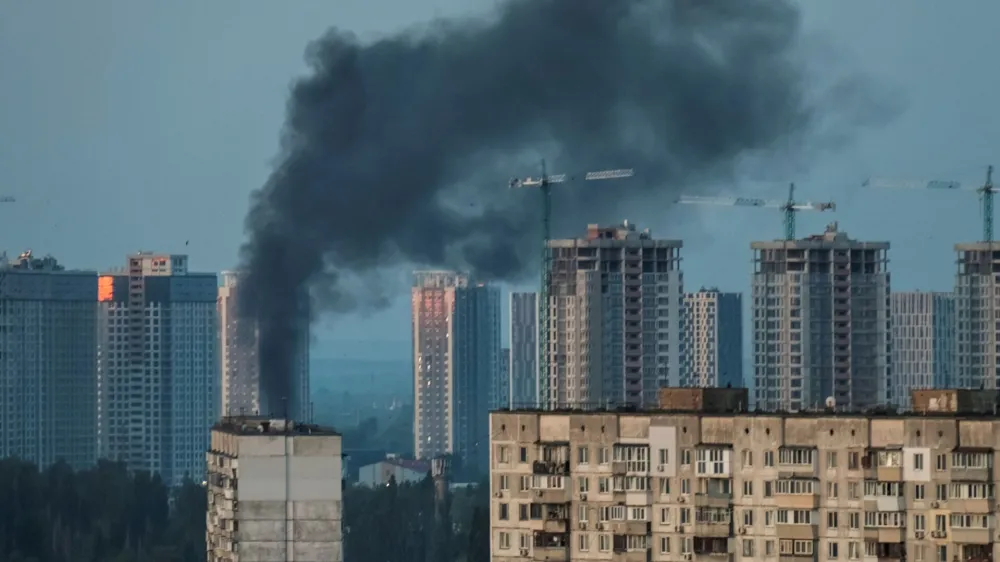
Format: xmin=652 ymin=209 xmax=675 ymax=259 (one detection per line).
xmin=547 ymin=221 xmax=683 ymax=409
xmin=683 ymin=289 xmax=743 ymax=388
xmin=412 ymin=271 xmax=500 ymax=476
xmin=890 ymin=292 xmax=956 ymax=408
xmin=97 ymin=253 xmax=218 ymax=485
xmin=206 ymin=417 xmax=343 ymax=562
xmin=752 ymin=223 xmax=890 ymax=412
xmin=954 ymin=243 xmax=1000 ymax=390
xmin=218 ymin=271 xmax=310 ymax=420
xmin=0 ymin=251 xmax=98 ymax=469
xmin=489 ymin=388 xmax=1000 ymax=562
xmin=510 ymin=291 xmax=539 ymax=409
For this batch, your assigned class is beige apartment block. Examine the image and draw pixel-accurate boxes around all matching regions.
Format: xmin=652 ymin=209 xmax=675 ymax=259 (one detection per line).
xmin=206 ymin=417 xmax=343 ymax=562
xmin=489 ymin=387 xmax=1000 ymax=562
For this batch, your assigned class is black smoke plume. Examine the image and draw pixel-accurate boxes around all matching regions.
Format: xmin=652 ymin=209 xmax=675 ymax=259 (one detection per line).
xmin=239 ymin=0 xmax=884 ymax=410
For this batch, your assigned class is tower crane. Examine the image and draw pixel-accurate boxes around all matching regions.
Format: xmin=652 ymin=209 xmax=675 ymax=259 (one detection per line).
xmin=864 ymin=165 xmax=995 ymax=242
xmin=677 ymin=183 xmax=836 ymax=240
xmin=509 ymin=161 xmax=634 ymax=409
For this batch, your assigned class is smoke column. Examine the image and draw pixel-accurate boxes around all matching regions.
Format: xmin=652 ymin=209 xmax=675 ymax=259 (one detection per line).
xmin=239 ymin=0 xmax=882 ymax=409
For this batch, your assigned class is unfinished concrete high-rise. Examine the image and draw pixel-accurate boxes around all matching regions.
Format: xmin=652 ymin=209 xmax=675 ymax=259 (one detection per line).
xmin=547 ymin=221 xmax=683 ymax=409
xmin=954 ymin=243 xmax=1000 ymax=390
xmin=683 ymin=288 xmax=744 ymax=388
xmin=751 ymin=223 xmax=890 ymax=412
xmin=890 ymin=292 xmax=956 ymax=408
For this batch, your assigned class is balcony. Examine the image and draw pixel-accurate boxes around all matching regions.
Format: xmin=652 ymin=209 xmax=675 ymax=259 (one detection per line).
xmin=694 ymin=490 xmax=731 ymax=509
xmin=693 ymin=537 xmax=729 ymax=559
xmin=533 ymin=460 xmax=570 ymax=475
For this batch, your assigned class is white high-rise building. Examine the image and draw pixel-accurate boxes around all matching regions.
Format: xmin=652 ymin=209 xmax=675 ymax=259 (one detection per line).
xmin=890 ymin=291 xmax=956 ymax=408
xmin=752 ymin=223 xmax=890 ymax=412
xmin=411 ymin=271 xmax=499 ymax=477
xmin=546 ymin=221 xmax=683 ymax=408
xmin=206 ymin=416 xmax=342 ymax=562
xmin=0 ymin=251 xmax=97 ymax=469
xmin=218 ymin=271 xmax=309 ymax=420
xmin=508 ymin=291 xmax=538 ymax=408
xmin=954 ymin=243 xmax=1000 ymax=389
xmin=97 ymin=252 xmax=218 ymax=485
xmin=683 ymin=288 xmax=743 ymax=388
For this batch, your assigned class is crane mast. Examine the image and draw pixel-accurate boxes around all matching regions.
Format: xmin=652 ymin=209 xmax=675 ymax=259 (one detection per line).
xmin=676 ymin=183 xmax=836 ymax=241
xmin=509 ymin=162 xmax=634 ymax=409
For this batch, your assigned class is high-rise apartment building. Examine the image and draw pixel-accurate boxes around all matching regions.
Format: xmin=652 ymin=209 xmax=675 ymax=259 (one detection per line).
xmin=489 ymin=386 xmax=1000 ymax=562
xmin=0 ymin=251 xmax=97 ymax=469
xmin=412 ymin=271 xmax=500 ymax=477
xmin=546 ymin=221 xmax=683 ymax=409
xmin=683 ymin=288 xmax=743 ymax=388
xmin=97 ymin=252 xmax=218 ymax=485
xmin=752 ymin=223 xmax=890 ymax=412
xmin=206 ymin=416 xmax=343 ymax=562
xmin=497 ymin=347 xmax=510 ymax=410
xmin=218 ymin=271 xmax=310 ymax=420
xmin=509 ymin=291 xmax=538 ymax=409
xmin=890 ymin=292 xmax=956 ymax=407
xmin=954 ymin=243 xmax=1000 ymax=389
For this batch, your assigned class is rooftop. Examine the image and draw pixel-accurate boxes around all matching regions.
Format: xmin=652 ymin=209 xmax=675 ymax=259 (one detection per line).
xmin=213 ymin=416 xmax=340 ymax=436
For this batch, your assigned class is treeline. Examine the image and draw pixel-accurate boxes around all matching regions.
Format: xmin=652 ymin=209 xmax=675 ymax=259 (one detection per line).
xmin=0 ymin=459 xmax=204 ymax=562
xmin=344 ymin=475 xmax=490 ymax=562
xmin=0 ymin=458 xmax=490 ymax=562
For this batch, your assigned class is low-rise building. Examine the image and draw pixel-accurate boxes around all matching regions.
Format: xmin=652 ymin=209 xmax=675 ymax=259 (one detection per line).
xmin=357 ymin=455 xmax=431 ymax=487
xmin=206 ymin=417 xmax=343 ymax=562
xmin=489 ymin=387 xmax=1000 ymax=562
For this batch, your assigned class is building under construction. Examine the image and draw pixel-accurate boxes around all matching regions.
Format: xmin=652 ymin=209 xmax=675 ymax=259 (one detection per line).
xmin=751 ymin=222 xmax=890 ymax=412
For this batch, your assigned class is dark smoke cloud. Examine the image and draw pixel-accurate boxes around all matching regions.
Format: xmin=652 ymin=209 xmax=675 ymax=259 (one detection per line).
xmin=239 ymin=0 xmax=887 ymax=408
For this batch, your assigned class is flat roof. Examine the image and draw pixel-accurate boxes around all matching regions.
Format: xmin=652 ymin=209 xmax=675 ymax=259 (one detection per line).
xmin=212 ymin=416 xmax=340 ymax=436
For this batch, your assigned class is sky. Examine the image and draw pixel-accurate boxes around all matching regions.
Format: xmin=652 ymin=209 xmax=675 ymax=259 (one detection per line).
xmin=1 ymin=0 xmax=998 ymax=360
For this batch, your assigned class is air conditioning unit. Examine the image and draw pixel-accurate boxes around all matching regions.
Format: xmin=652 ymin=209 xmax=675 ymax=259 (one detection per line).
xmin=581 ymin=493 xmax=587 ymax=501
xmin=930 ymin=501 xmax=940 ymax=508
xmin=494 ymin=492 xmax=502 ymax=498
xmin=675 ymin=526 xmax=683 ymax=532
xmin=596 ymin=523 xmax=605 ymax=531
xmin=578 ymin=522 xmax=587 ymax=530
xmin=739 ymin=527 xmax=747 ymax=535
xmin=915 ymin=531 xmax=924 ymax=539
xmin=658 ymin=464 xmax=666 ymax=472
xmin=684 ymin=554 xmax=693 ymax=560
xmin=520 ymin=549 xmax=529 ymax=556
xmin=678 ymin=496 xmax=686 ymax=503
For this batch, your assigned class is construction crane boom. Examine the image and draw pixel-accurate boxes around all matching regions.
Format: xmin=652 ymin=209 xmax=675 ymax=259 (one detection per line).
xmin=509 ymin=161 xmax=634 ymax=409
xmin=677 ymin=183 xmax=835 ymax=240
xmin=864 ymin=165 xmax=995 ymax=242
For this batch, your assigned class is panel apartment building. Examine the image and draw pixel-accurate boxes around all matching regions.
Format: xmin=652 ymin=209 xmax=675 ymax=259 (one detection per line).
xmin=510 ymin=291 xmax=539 ymax=409
xmin=684 ymin=288 xmax=743 ymax=388
xmin=218 ymin=271 xmax=310 ymax=420
xmin=890 ymin=292 xmax=956 ymax=408
xmin=206 ymin=416 xmax=342 ymax=562
xmin=0 ymin=251 xmax=97 ymax=469
xmin=546 ymin=221 xmax=683 ymax=409
xmin=489 ymin=387 xmax=1000 ymax=562
xmin=954 ymin=243 xmax=1000 ymax=390
xmin=412 ymin=271 xmax=500 ymax=477
xmin=752 ymin=222 xmax=890 ymax=412
xmin=97 ymin=252 xmax=218 ymax=485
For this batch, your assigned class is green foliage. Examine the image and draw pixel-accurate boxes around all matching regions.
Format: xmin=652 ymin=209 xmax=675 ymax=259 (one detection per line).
xmin=0 ymin=458 xmax=205 ymax=562
xmin=344 ymin=475 xmax=489 ymax=562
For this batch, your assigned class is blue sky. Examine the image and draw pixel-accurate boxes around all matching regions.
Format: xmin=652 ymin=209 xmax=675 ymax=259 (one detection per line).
xmin=1 ymin=0 xmax=998 ymax=360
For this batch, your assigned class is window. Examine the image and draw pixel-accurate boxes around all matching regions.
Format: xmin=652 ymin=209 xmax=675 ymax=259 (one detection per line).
xmin=914 ymin=484 xmax=925 ymax=500
xmin=949 ymin=482 xmax=995 ymax=499
xmin=578 ymin=505 xmax=589 ymax=522
xmin=578 ymin=446 xmax=589 ymax=465
xmin=578 ymin=534 xmax=589 ymax=551
xmin=935 ymin=454 xmax=946 ymax=471
xmin=578 ymin=477 xmax=589 ymax=493
xmin=519 ymin=447 xmax=528 ymax=463
xmin=660 ymin=507 xmax=671 ymax=524
xmin=627 ymin=535 xmax=648 ymax=551
xmin=682 ymin=479 xmax=690 ymax=494
xmin=499 ymin=532 xmax=511 ymax=549
xmin=598 ymin=477 xmax=609 ymax=493
xmin=743 ymin=510 xmax=754 ymax=526
xmin=876 ymin=451 xmax=902 ymax=467
xmin=499 ymin=503 xmax=509 ymax=520
xmin=764 ymin=451 xmax=774 ymax=467
xmin=742 ymin=539 xmax=755 ymax=557
xmin=658 ymin=448 xmax=669 ymax=465
xmin=848 ymin=512 xmax=860 ymax=530
xmin=520 ymin=532 xmax=531 ymax=549
xmin=777 ymin=510 xmax=812 ymax=524
xmin=827 ymin=512 xmax=839 ymax=528
xmin=950 ymin=514 xmax=990 ymax=529
xmin=934 ymin=515 xmax=946 ymax=532
xmin=863 ymin=511 xmax=905 ymax=528
xmin=827 ymin=482 xmax=839 ymax=498
xmin=498 ymin=446 xmax=510 ymax=463
xmin=847 ymin=482 xmax=860 ymax=500
xmin=952 ymin=452 xmax=991 ymax=469
xmin=681 ymin=449 xmax=692 ymax=465
xmin=779 ymin=448 xmax=814 ymax=466
xmin=828 ymin=541 xmax=839 ymax=559
xmin=849 ymin=542 xmax=861 ymax=560
xmin=765 ymin=541 xmax=775 ymax=556
xmin=697 ymin=449 xmax=726 ymax=475
xmin=743 ymin=481 xmax=753 ymax=497
xmin=520 ymin=476 xmax=531 ymax=491
xmin=764 ymin=510 xmax=774 ymax=527
xmin=827 ymin=452 xmax=838 ymax=469
xmin=599 ymin=535 xmax=610 ymax=552
xmin=499 ymin=475 xmax=509 ymax=491
xmin=659 ymin=478 xmax=671 ymax=496
xmin=848 ymin=452 xmax=860 ymax=470
xmin=935 ymin=484 xmax=947 ymax=501
xmin=660 ymin=537 xmax=671 ymax=554
xmin=913 ymin=514 xmax=925 ymax=531
xmin=914 ymin=453 xmax=924 ymax=471
xmin=742 ymin=450 xmax=753 ymax=469
xmin=775 ymin=479 xmax=815 ymax=495
xmin=763 ymin=481 xmax=773 ymax=497
xmin=628 ymin=507 xmax=648 ymax=521
xmin=780 ymin=540 xmax=813 ymax=556
xmin=598 ymin=447 xmax=609 ymax=464
xmin=613 ymin=445 xmax=650 ymax=472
